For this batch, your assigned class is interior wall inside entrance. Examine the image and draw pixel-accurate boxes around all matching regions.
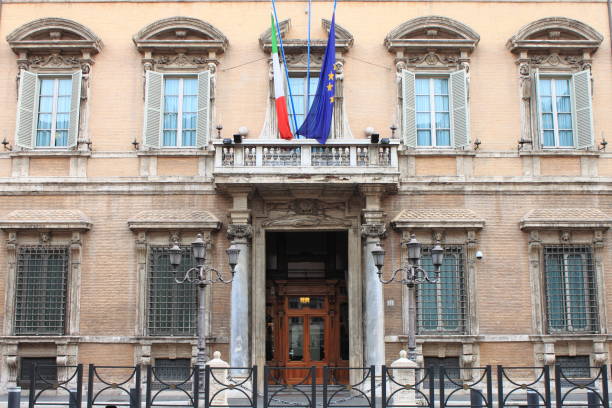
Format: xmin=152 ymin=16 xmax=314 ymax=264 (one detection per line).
xmin=265 ymin=231 xmax=349 ymax=372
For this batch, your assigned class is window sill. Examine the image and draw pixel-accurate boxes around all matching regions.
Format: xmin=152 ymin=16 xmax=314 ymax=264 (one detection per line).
xmin=137 ymin=148 xmax=210 ymax=157
xmin=9 ymin=149 xmax=91 ymax=158
xmin=399 ymin=148 xmax=476 ymax=157
xmin=530 ymin=334 xmax=605 ymax=342
xmin=519 ymin=150 xmax=600 ymax=157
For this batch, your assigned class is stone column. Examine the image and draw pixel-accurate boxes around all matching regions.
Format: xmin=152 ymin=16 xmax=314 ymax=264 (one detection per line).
xmin=362 ymin=223 xmax=386 ymax=369
xmin=228 ymin=223 xmax=252 ymax=370
xmin=227 ymin=187 xmax=253 ymax=370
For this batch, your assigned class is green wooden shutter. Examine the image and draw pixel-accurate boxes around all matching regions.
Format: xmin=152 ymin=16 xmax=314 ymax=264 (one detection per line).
xmin=572 ymin=70 xmax=594 ymax=149
xmin=143 ymin=70 xmax=163 ymax=148
xmin=533 ymin=69 xmax=542 ymax=148
xmin=15 ymin=70 xmax=38 ymax=149
xmin=402 ymin=70 xmax=416 ymax=147
xmin=450 ymin=69 xmax=469 ymax=148
xmin=196 ymin=71 xmax=211 ymax=148
xmin=67 ymin=70 xmax=82 ymax=148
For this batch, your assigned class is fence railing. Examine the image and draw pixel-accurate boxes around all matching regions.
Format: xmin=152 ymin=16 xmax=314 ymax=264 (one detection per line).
xmin=23 ymin=363 xmax=611 ymax=408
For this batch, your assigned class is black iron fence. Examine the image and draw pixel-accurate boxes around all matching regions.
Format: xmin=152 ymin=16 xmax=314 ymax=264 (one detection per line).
xmin=22 ymin=364 xmax=611 ymax=408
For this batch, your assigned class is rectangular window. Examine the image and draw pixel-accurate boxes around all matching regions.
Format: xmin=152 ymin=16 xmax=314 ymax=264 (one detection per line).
xmin=36 ymin=78 xmax=72 ymax=147
xmin=539 ymin=77 xmax=574 ymax=147
xmin=18 ymin=357 xmax=58 ymax=388
xmin=148 ymin=246 xmax=196 ymax=336
xmin=416 ymin=77 xmax=451 ymax=147
xmin=556 ymin=355 xmax=591 ymax=379
xmin=544 ymin=245 xmax=597 ymax=333
xmin=288 ymin=76 xmax=319 ymax=135
xmin=417 ymin=245 xmax=465 ymax=334
xmin=154 ymin=358 xmax=191 ymax=382
xmin=424 ymin=356 xmax=460 ymax=385
xmin=14 ymin=246 xmax=69 ymax=335
xmin=163 ymin=77 xmax=198 ymax=147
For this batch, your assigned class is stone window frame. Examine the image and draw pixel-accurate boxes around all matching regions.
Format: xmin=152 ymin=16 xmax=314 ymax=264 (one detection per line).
xmin=258 ymin=19 xmax=354 ymax=139
xmin=7 ymin=18 xmax=102 ymax=154
xmin=127 ymin=210 xmax=222 ymax=368
xmin=390 ymin=208 xmax=484 ymax=371
xmin=507 ymin=17 xmax=603 ymax=152
xmin=0 ymin=209 xmax=91 ymax=391
xmin=385 ymin=16 xmax=480 ymax=151
xmin=133 ymin=17 xmax=228 ymax=153
xmin=520 ymin=208 xmax=611 ymax=367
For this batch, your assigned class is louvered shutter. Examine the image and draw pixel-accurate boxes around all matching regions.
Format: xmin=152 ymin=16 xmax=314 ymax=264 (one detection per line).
xmin=15 ymin=70 xmax=38 ymax=149
xmin=533 ymin=69 xmax=542 ymax=148
xmin=67 ymin=70 xmax=82 ymax=148
xmin=402 ymin=70 xmax=416 ymax=147
xmin=450 ymin=69 xmax=469 ymax=148
xmin=572 ymin=70 xmax=594 ymax=149
xmin=143 ymin=70 xmax=163 ymax=148
xmin=196 ymin=71 xmax=210 ymax=148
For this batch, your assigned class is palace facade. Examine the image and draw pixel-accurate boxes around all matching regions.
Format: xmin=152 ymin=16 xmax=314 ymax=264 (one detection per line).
xmin=1 ymin=0 xmax=612 ymax=392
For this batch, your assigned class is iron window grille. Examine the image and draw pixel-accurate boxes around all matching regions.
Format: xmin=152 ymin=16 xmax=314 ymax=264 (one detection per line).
xmin=14 ymin=246 xmax=69 ymax=335
xmin=18 ymin=357 xmax=58 ymax=388
xmin=154 ymin=358 xmax=192 ymax=382
xmin=556 ymin=355 xmax=591 ymax=379
xmin=543 ymin=245 xmax=598 ymax=333
xmin=417 ymin=245 xmax=466 ymax=334
xmin=424 ymin=356 xmax=460 ymax=387
xmin=148 ymin=246 xmax=196 ymax=336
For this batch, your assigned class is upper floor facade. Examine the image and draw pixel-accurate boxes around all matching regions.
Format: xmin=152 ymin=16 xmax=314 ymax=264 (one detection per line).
xmin=0 ymin=0 xmax=611 ymax=190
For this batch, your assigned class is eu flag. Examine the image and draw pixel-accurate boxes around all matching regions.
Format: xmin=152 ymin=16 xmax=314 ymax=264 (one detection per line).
xmin=296 ymin=12 xmax=336 ymax=144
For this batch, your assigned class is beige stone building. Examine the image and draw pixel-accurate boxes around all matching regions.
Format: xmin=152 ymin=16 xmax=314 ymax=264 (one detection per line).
xmin=0 ymin=0 xmax=612 ymax=392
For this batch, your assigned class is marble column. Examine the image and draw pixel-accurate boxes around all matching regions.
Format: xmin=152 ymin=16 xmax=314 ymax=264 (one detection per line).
xmin=362 ymin=223 xmax=386 ymax=369
xmin=228 ymin=224 xmax=252 ymax=370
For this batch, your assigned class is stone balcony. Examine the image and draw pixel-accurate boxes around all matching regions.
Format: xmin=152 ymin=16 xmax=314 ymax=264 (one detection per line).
xmin=212 ymin=139 xmax=400 ymax=188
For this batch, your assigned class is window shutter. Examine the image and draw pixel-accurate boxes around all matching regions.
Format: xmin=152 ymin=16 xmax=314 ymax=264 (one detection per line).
xmin=196 ymin=71 xmax=211 ymax=148
xmin=67 ymin=70 xmax=82 ymax=148
xmin=533 ymin=69 xmax=542 ymax=148
xmin=402 ymin=70 xmax=416 ymax=147
xmin=572 ymin=70 xmax=594 ymax=149
xmin=450 ymin=69 xmax=469 ymax=148
xmin=143 ymin=70 xmax=163 ymax=148
xmin=15 ymin=70 xmax=38 ymax=149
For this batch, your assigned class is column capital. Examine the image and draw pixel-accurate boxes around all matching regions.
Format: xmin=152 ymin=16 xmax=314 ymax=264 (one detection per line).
xmin=227 ymin=223 xmax=253 ymax=241
xmin=361 ymin=222 xmax=386 ymax=239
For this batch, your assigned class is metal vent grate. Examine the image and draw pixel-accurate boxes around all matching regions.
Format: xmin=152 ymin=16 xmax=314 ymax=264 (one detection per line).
xmin=417 ymin=245 xmax=466 ymax=334
xmin=14 ymin=246 xmax=68 ymax=335
xmin=544 ymin=245 xmax=598 ymax=333
xmin=148 ymin=246 xmax=196 ymax=336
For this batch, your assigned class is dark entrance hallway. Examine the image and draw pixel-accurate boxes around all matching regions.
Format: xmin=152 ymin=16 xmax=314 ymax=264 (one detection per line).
xmin=265 ymin=231 xmax=349 ymax=384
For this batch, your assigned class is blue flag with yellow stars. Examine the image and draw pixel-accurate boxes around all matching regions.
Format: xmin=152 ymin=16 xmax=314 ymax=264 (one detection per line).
xmin=297 ymin=12 xmax=336 ymax=144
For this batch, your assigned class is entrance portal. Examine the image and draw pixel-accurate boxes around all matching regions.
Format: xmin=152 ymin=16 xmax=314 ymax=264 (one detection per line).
xmin=265 ymin=231 xmax=349 ymax=384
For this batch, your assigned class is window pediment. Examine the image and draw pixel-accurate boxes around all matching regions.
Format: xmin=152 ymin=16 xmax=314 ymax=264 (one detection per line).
xmin=0 ymin=209 xmax=92 ymax=231
xmin=520 ymin=208 xmax=612 ymax=230
xmin=7 ymin=18 xmax=102 ymax=57
xmin=259 ymin=18 xmax=353 ymax=67
xmin=391 ymin=208 xmax=485 ymax=230
xmin=134 ymin=17 xmax=228 ymax=70
xmin=385 ymin=16 xmax=479 ymax=72
xmin=507 ymin=18 xmax=603 ymax=54
xmin=128 ymin=210 xmax=221 ymax=231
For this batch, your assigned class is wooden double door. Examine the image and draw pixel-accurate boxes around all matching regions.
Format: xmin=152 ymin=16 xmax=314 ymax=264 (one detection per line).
xmin=266 ymin=281 xmax=349 ymax=384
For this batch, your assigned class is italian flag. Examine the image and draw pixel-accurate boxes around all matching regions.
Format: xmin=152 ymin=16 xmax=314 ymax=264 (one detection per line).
xmin=271 ymin=15 xmax=293 ymax=140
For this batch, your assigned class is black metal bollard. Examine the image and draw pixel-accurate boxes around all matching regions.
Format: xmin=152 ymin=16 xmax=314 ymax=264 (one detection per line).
xmin=8 ymin=387 xmax=21 ymax=408
xmin=588 ymin=391 xmax=601 ymax=408
xmin=69 ymin=389 xmax=79 ymax=408
xmin=527 ymin=390 xmax=539 ymax=408
xmin=470 ymin=389 xmax=484 ymax=408
xmin=130 ymin=387 xmax=140 ymax=408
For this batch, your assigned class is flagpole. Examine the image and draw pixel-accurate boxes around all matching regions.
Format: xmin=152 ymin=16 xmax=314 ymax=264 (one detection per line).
xmin=306 ymin=0 xmax=311 ymax=122
xmin=271 ymin=0 xmax=300 ymax=134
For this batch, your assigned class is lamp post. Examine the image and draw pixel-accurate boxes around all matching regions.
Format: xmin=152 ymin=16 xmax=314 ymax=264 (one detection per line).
xmin=372 ymin=234 xmax=444 ymax=361
xmin=169 ymin=234 xmax=240 ymax=367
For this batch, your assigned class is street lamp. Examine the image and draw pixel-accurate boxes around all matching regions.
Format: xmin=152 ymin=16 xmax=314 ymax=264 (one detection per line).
xmin=169 ymin=234 xmax=240 ymax=367
xmin=372 ymin=233 xmax=444 ymax=361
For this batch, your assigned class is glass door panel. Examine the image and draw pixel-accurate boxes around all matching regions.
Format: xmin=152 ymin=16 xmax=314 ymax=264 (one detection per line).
xmin=309 ymin=317 xmax=325 ymax=361
xmin=288 ymin=317 xmax=304 ymax=361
